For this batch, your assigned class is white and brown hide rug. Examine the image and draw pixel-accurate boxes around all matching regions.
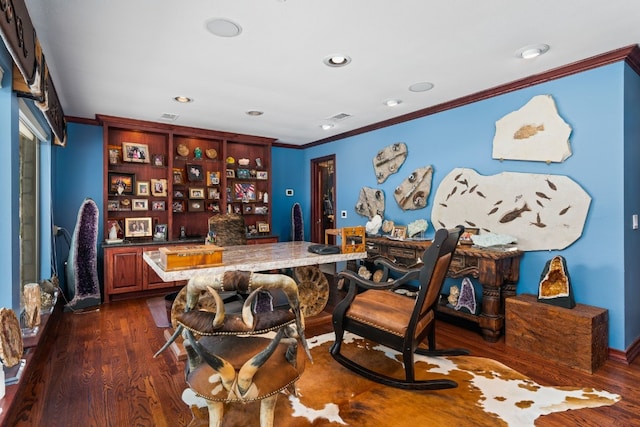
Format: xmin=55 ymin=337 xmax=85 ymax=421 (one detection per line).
xmin=182 ymin=332 xmax=621 ymax=427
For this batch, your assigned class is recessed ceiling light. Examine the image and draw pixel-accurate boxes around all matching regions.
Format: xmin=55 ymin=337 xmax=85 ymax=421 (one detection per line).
xmin=409 ymin=82 xmax=434 ymax=92
xmin=384 ymin=99 xmax=402 ymax=107
xmin=173 ymin=96 xmax=193 ymax=103
xmin=246 ymin=110 xmax=264 ymax=116
xmin=320 ymin=124 xmax=334 ymax=130
xmin=323 ymin=55 xmax=352 ymax=67
xmin=206 ymin=18 xmax=242 ymax=37
xmin=515 ymin=44 xmax=550 ymax=59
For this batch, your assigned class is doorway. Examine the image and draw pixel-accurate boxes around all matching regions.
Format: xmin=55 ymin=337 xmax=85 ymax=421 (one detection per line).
xmin=311 ymin=155 xmax=336 ymax=244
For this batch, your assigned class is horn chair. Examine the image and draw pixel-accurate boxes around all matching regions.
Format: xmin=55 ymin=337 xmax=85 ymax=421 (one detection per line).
xmin=330 ymin=226 xmax=469 ymax=390
xmin=156 ymin=271 xmax=312 ymax=427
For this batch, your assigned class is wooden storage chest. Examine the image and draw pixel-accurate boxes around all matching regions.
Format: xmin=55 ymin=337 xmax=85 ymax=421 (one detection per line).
xmin=158 ymin=245 xmax=224 ymax=271
xmin=505 ymin=293 xmax=608 ymax=373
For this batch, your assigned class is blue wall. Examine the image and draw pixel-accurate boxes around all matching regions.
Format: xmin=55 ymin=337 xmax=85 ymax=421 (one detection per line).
xmin=272 ymin=62 xmax=637 ymax=351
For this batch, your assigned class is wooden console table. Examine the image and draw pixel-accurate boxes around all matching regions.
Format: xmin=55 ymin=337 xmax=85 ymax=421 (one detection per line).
xmin=364 ymin=236 xmax=523 ymax=342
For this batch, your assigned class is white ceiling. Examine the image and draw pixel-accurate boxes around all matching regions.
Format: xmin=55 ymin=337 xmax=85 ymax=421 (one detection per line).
xmin=23 ymin=0 xmax=640 ymax=146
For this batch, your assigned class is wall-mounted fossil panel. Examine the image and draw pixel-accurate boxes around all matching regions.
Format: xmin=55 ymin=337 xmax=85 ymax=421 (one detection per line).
xmin=355 ymin=187 xmax=385 ymax=219
xmin=431 ymin=168 xmax=590 ymax=251
xmin=492 ymin=95 xmax=572 ymax=163
xmin=393 ymin=166 xmax=433 ymax=211
xmin=373 ymin=142 xmax=407 ymax=183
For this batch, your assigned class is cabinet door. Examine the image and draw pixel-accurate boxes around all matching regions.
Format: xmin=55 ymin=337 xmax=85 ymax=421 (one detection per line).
xmin=105 ymin=248 xmax=142 ymax=298
xmin=143 ymin=260 xmax=173 ymax=291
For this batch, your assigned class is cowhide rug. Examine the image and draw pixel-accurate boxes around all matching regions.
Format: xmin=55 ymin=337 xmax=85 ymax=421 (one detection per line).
xmin=183 ymin=332 xmax=621 ymax=426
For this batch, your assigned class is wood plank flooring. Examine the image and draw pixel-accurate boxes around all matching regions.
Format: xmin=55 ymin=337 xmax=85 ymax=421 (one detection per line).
xmin=6 ymin=295 xmax=640 ymax=426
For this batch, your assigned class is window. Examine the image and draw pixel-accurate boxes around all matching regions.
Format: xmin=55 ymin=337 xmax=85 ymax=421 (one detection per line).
xmin=19 ymin=118 xmax=40 ymax=301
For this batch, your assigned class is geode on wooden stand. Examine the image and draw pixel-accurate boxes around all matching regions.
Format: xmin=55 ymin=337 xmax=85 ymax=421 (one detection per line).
xmin=537 ymin=255 xmax=575 ymax=308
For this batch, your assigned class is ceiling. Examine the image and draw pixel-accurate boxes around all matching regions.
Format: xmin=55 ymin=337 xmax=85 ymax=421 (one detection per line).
xmin=23 ymin=0 xmax=640 ymax=146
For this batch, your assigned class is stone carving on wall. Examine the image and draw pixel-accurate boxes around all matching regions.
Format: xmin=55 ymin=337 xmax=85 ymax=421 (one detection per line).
xmin=373 ymin=142 xmax=407 ymax=183
xmin=492 ymin=95 xmax=572 ymax=163
xmin=355 ymin=187 xmax=385 ymax=219
xmin=393 ymin=166 xmax=433 ymax=211
xmin=431 ymin=168 xmax=591 ymax=251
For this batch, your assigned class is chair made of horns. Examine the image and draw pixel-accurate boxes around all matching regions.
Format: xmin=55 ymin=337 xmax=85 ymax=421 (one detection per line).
xmin=330 ymin=226 xmax=469 ymax=390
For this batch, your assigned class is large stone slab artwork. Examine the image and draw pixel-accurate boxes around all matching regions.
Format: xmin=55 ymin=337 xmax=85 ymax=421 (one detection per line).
xmin=393 ymin=166 xmax=433 ymax=211
xmin=431 ymin=168 xmax=591 ymax=251
xmin=493 ymin=94 xmax=572 ymax=163
xmin=355 ymin=187 xmax=385 ymax=219
xmin=373 ymin=142 xmax=407 ymax=183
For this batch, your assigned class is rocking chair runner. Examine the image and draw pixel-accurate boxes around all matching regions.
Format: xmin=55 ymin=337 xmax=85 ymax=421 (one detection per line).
xmin=330 ymin=226 xmax=469 ymax=390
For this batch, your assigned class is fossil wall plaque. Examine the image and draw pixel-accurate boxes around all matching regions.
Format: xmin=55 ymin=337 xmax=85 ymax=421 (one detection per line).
xmin=393 ymin=166 xmax=433 ymax=211
xmin=355 ymin=187 xmax=385 ymax=219
xmin=493 ymin=95 xmax=572 ymax=163
xmin=431 ymin=168 xmax=590 ymax=251
xmin=373 ymin=142 xmax=407 ymax=183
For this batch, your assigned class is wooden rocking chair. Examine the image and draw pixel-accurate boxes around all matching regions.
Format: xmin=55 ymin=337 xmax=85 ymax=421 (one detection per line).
xmin=330 ymin=226 xmax=469 ymax=390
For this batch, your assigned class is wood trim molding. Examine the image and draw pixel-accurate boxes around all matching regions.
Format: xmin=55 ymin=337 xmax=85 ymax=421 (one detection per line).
xmin=302 ymin=44 xmax=640 ymax=149
xmin=609 ymin=335 xmax=640 ymax=365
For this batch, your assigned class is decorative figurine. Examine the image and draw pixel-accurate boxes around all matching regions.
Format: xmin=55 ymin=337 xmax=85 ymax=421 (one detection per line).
xmin=193 ymin=147 xmax=202 ymax=159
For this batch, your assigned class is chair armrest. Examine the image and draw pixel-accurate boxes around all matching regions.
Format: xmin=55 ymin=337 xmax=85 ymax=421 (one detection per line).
xmin=337 ymin=267 xmax=420 ymax=292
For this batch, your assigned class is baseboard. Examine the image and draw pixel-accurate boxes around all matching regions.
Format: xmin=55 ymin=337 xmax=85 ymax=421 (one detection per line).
xmin=608 ymin=336 xmax=640 ymax=365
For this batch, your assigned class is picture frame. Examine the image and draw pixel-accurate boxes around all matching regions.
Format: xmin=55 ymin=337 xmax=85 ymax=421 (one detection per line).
xmin=391 ymin=225 xmax=407 ymax=239
xmin=256 ymin=171 xmax=268 ymax=180
xmin=208 ymin=187 xmax=220 ymax=200
xmin=136 ymin=181 xmax=150 ymax=196
xmin=172 ymin=200 xmax=186 ymax=213
xmin=151 ymin=200 xmax=166 ymax=211
xmin=173 ymin=189 xmax=185 ymax=198
xmin=254 ymin=206 xmax=268 ymax=215
xmin=226 ymin=169 xmax=235 ymax=178
xmin=189 ymin=200 xmax=205 ymax=212
xmin=131 ymin=199 xmax=148 ymax=211
xmin=189 ymin=188 xmax=205 ymax=199
xmin=234 ymin=182 xmax=256 ymax=201
xmin=107 ymin=200 xmax=120 ymax=211
xmin=207 ymin=202 xmax=220 ymax=212
xmin=257 ymin=222 xmax=270 ymax=233
xmin=236 ymin=168 xmax=251 ymax=179
xmin=108 ymin=172 xmax=135 ymax=195
xmin=150 ymin=178 xmax=168 ymax=197
xmin=108 ymin=146 xmax=121 ymax=165
xmin=124 ymin=217 xmax=152 ymax=237
xmin=153 ymin=224 xmax=168 ymax=241
xmin=186 ymin=164 xmax=204 ymax=182
xmin=172 ymin=168 xmax=185 ymax=185
xmin=106 ymin=219 xmax=124 ymax=240
xmin=151 ymin=154 xmax=165 ymax=167
xmin=207 ymin=171 xmax=220 ymax=185
xmin=243 ymin=205 xmax=253 ymax=214
xmin=121 ymin=142 xmax=150 ymax=163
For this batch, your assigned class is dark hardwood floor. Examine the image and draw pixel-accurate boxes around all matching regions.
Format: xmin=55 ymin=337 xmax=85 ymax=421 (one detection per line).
xmin=6 ymin=291 xmax=640 ymax=427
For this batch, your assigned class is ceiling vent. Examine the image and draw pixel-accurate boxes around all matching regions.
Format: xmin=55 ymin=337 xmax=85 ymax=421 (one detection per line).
xmin=327 ymin=112 xmax=352 ymax=121
xmin=160 ymin=113 xmax=179 ymax=121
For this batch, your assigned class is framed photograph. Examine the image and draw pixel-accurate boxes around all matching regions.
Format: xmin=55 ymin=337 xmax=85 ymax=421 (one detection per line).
xmin=243 ymin=205 xmax=253 ymax=214
xmin=106 ymin=219 xmax=124 ymax=240
xmin=131 ymin=199 xmax=148 ymax=211
xmin=391 ymin=225 xmax=407 ymax=239
xmin=207 ymin=202 xmax=220 ymax=212
xmin=108 ymin=172 xmax=135 ymax=195
xmin=226 ymin=169 xmax=235 ymax=178
xmin=124 ymin=217 xmax=152 ymax=237
xmin=208 ymin=188 xmax=220 ymax=200
xmin=121 ymin=142 xmax=150 ymax=163
xmin=254 ymin=206 xmax=268 ymax=215
xmin=257 ymin=222 xmax=270 ymax=233
xmin=151 ymin=154 xmax=165 ymax=167
xmin=189 ymin=188 xmax=205 ymax=199
xmin=136 ymin=181 xmax=150 ymax=196
xmin=207 ymin=171 xmax=220 ymax=185
xmin=236 ymin=168 xmax=251 ymax=179
xmin=173 ymin=168 xmax=185 ymax=185
xmin=173 ymin=189 xmax=185 ymax=198
xmin=189 ymin=200 xmax=205 ymax=212
xmin=186 ymin=164 xmax=204 ymax=182
xmin=151 ymin=179 xmax=168 ymax=197
xmin=172 ymin=200 xmax=185 ymax=213
xmin=153 ymin=224 xmax=168 ymax=241
xmin=151 ymin=200 xmax=166 ymax=211
xmin=108 ymin=146 xmax=121 ymax=165
xmin=256 ymin=171 xmax=268 ymax=180
xmin=234 ymin=182 xmax=256 ymax=201
xmin=107 ymin=200 xmax=120 ymax=211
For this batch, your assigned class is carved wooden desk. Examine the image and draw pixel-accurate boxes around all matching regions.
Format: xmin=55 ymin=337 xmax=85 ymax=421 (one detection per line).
xmin=364 ymin=236 xmax=523 ymax=342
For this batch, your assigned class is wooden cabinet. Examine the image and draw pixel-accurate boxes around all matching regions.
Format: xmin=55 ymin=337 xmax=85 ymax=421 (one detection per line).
xmin=100 ymin=115 xmax=274 ymax=301
xmin=247 ymin=235 xmax=279 ymax=245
